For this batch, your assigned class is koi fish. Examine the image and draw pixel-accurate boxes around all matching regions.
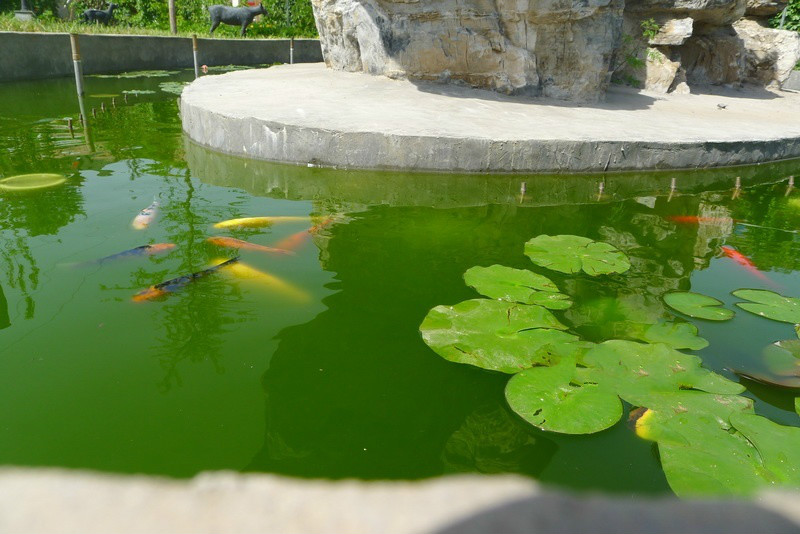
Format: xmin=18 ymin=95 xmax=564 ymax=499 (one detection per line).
xmin=720 ymin=246 xmax=770 ymax=282
xmin=78 ymin=243 xmax=175 ymax=266
xmin=213 ymin=216 xmax=311 ymax=229
xmin=207 ymin=236 xmax=293 ymax=255
xmin=133 ymin=257 xmax=239 ymax=302
xmin=668 ymin=215 xmax=735 ymax=225
xmin=132 ymin=199 xmax=159 ymax=230
xmin=214 ymin=258 xmax=310 ymax=302
xmin=273 ymin=217 xmax=335 ymax=251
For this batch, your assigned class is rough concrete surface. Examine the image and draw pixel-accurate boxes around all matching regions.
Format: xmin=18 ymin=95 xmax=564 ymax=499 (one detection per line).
xmin=180 ymin=63 xmax=800 ymax=173
xmin=0 ymin=469 xmax=799 ymax=533
xmin=0 ymin=32 xmax=322 ymax=82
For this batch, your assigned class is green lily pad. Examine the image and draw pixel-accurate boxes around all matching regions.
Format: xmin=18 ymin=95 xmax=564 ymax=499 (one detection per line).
xmin=0 ymin=173 xmax=66 ymax=192
xmin=729 ymin=413 xmax=800 ymax=487
xmin=733 ymin=369 xmax=800 ymax=389
xmin=633 ymin=391 xmax=762 ymax=497
xmin=463 ymin=265 xmax=572 ymax=310
xmin=159 ymin=81 xmax=188 ymax=95
xmin=663 ymin=292 xmax=734 ymax=321
xmin=419 ymin=299 xmax=576 ymax=373
xmin=581 ymin=341 xmax=744 ymax=406
xmin=732 ymin=289 xmax=800 ymax=324
xmin=634 ymin=321 xmax=709 ymax=350
xmin=524 ymin=235 xmax=631 ymax=276
xmin=763 ymin=340 xmax=800 ymax=376
xmin=505 ymin=357 xmax=622 ymax=434
xmin=122 ymin=89 xmax=156 ymax=95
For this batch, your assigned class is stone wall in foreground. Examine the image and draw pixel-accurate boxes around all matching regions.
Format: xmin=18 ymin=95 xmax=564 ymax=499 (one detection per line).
xmin=310 ymin=0 xmax=800 ymax=101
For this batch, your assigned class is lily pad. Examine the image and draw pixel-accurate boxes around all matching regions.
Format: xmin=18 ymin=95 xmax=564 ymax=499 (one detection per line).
xmin=159 ymin=81 xmax=188 ymax=95
xmin=505 ymin=357 xmax=622 ymax=434
xmin=663 ymin=292 xmax=734 ymax=321
xmin=732 ymin=369 xmax=800 ymax=389
xmin=729 ymin=413 xmax=800 ymax=487
xmin=763 ymin=340 xmax=800 ymax=376
xmin=463 ymin=265 xmax=572 ymax=310
xmin=732 ymin=289 xmax=800 ymax=324
xmin=524 ymin=235 xmax=631 ymax=276
xmin=419 ymin=299 xmax=577 ymax=373
xmin=0 ymin=173 xmax=66 ymax=192
xmin=581 ymin=341 xmax=744 ymax=405
xmin=634 ymin=321 xmax=709 ymax=350
xmin=92 ymin=70 xmax=179 ymax=79
xmin=122 ymin=89 xmax=156 ymax=95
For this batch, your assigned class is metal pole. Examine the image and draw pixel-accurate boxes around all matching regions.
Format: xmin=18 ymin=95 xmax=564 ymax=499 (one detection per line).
xmin=70 ymin=33 xmax=88 ymax=128
xmin=168 ymin=0 xmax=177 ymax=34
xmin=779 ymin=6 xmax=788 ymax=29
xmin=284 ymin=0 xmax=290 ymax=27
xmin=192 ymin=34 xmax=200 ymax=78
xmin=290 ymin=37 xmax=294 ymax=64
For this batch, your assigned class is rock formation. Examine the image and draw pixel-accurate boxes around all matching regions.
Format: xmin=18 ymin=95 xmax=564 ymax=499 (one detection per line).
xmin=310 ymin=0 xmax=800 ymax=100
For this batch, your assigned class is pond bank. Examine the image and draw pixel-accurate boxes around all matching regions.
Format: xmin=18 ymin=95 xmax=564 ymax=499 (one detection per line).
xmin=0 ymin=31 xmax=322 ymax=82
xmin=0 ymin=469 xmax=798 ymax=533
xmin=180 ymin=63 xmax=800 ymax=173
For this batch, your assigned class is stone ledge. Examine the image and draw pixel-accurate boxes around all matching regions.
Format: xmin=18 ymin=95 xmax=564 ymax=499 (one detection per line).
xmin=0 ymin=468 xmax=799 ymax=533
xmin=180 ymin=63 xmax=800 ymax=173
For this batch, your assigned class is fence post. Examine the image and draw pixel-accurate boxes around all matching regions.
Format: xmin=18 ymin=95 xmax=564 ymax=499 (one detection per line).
xmin=193 ymin=34 xmax=200 ymax=78
xmin=290 ymin=37 xmax=294 ymax=64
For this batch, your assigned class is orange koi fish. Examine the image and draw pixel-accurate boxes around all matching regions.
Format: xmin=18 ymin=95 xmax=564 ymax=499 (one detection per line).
xmin=213 ymin=216 xmax=311 ymax=229
xmin=207 ymin=236 xmax=294 ymax=255
xmin=720 ymin=246 xmax=770 ymax=282
xmin=132 ymin=199 xmax=159 ymax=230
xmin=273 ymin=217 xmax=334 ymax=251
xmin=668 ymin=215 xmax=735 ymax=225
xmin=133 ymin=257 xmax=238 ymax=302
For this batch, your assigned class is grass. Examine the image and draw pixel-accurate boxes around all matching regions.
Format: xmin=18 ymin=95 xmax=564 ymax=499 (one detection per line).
xmin=0 ymin=12 xmax=309 ymax=38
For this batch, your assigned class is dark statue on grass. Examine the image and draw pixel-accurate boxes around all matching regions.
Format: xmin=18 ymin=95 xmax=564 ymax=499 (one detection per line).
xmin=208 ymin=4 xmax=267 ymax=37
xmin=80 ymin=2 xmax=118 ymax=24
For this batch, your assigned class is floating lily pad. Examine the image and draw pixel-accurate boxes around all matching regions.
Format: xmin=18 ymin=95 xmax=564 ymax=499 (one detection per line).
xmin=92 ymin=70 xmax=179 ymax=79
xmin=419 ymin=299 xmax=577 ymax=373
xmin=664 ymin=292 xmax=734 ymax=321
xmin=159 ymin=81 xmax=188 ymax=95
xmin=763 ymin=340 xmax=800 ymax=376
xmin=0 ymin=173 xmax=66 ymax=192
xmin=122 ymin=89 xmax=156 ymax=95
xmin=732 ymin=369 xmax=800 ymax=389
xmin=581 ymin=341 xmax=744 ymax=405
xmin=634 ymin=321 xmax=709 ymax=350
xmin=88 ymin=93 xmax=119 ymax=98
xmin=524 ymin=235 xmax=631 ymax=276
xmin=729 ymin=413 xmax=800 ymax=487
xmin=505 ymin=357 xmax=622 ymax=434
xmin=732 ymin=289 xmax=800 ymax=324
xmin=463 ymin=265 xmax=572 ymax=310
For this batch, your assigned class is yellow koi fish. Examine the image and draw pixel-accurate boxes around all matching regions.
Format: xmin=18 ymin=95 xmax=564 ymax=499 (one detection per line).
xmin=214 ymin=258 xmax=310 ymax=302
xmin=207 ymin=236 xmax=293 ymax=255
xmin=213 ymin=216 xmax=311 ymax=229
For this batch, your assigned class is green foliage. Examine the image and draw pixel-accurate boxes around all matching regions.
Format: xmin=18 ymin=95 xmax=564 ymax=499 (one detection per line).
xmin=611 ymin=18 xmax=661 ymax=87
xmin=1 ymin=0 xmax=317 ymax=37
xmin=771 ymin=0 xmax=800 ymax=32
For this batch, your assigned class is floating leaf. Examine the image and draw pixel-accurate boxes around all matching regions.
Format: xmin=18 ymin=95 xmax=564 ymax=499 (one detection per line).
xmin=763 ymin=340 xmax=800 ymax=376
xmin=732 ymin=369 xmax=800 ymax=389
xmin=0 ymin=173 xmax=66 ymax=192
xmin=122 ymin=89 xmax=156 ymax=95
xmin=505 ymin=357 xmax=622 ymax=434
xmin=729 ymin=413 xmax=800 ymax=487
xmin=634 ymin=391 xmax=763 ymax=497
xmin=581 ymin=341 xmax=744 ymax=405
xmin=663 ymin=292 xmax=734 ymax=321
xmin=634 ymin=321 xmax=709 ymax=350
xmin=463 ymin=265 xmax=572 ymax=310
xmin=419 ymin=299 xmax=577 ymax=373
xmin=159 ymin=81 xmax=188 ymax=95
xmin=732 ymin=289 xmax=800 ymax=324
xmin=524 ymin=235 xmax=631 ymax=276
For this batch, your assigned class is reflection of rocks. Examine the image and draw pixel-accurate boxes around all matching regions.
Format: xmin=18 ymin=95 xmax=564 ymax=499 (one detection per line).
xmin=443 ymin=405 xmax=555 ymax=475
xmin=692 ymin=202 xmax=734 ymax=263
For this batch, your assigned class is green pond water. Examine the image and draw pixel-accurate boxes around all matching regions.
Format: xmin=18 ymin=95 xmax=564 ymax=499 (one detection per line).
xmin=1 ymin=70 xmax=800 ymax=496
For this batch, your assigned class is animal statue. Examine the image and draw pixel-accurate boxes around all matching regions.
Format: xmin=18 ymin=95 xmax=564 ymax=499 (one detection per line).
xmin=80 ymin=3 xmax=118 ymax=24
xmin=208 ymin=4 xmax=267 ymax=37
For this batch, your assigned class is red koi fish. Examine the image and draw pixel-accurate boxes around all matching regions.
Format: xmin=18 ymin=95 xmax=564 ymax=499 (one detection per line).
xmin=207 ymin=236 xmax=294 ymax=255
xmin=273 ymin=217 xmax=334 ymax=251
xmin=720 ymin=246 xmax=770 ymax=282
xmin=668 ymin=215 xmax=735 ymax=225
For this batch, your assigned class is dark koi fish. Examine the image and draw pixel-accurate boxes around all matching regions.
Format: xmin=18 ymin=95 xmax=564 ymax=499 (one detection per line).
xmin=273 ymin=217 xmax=335 ymax=251
xmin=71 ymin=243 xmax=175 ymax=267
xmin=133 ymin=257 xmax=239 ymax=302
xmin=720 ymin=246 xmax=770 ymax=282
